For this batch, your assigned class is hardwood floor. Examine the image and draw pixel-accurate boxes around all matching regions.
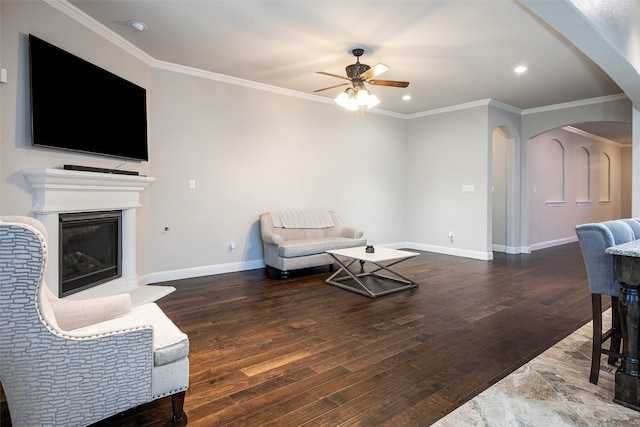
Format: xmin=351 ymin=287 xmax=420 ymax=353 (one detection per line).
xmin=1 ymin=243 xmax=598 ymax=426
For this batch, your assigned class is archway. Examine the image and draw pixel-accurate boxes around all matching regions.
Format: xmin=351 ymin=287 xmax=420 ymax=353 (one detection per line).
xmin=491 ymin=126 xmax=519 ymax=253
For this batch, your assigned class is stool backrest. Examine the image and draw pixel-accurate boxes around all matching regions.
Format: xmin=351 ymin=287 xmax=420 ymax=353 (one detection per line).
xmin=575 ymin=220 xmax=636 ymax=297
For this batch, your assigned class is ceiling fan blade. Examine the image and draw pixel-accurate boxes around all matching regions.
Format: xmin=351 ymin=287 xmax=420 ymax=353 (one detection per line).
xmin=313 ymin=82 xmax=349 ymax=92
xmin=360 ymin=63 xmax=389 ymax=80
xmin=368 ymin=79 xmax=410 ymax=88
xmin=316 ymin=71 xmax=351 ymax=81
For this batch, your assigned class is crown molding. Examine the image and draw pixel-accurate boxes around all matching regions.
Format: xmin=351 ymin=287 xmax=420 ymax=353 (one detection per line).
xmin=45 ymin=0 xmax=154 ymax=64
xmin=562 ymin=125 xmax=628 ymax=147
xmin=521 ymin=93 xmax=629 ymax=115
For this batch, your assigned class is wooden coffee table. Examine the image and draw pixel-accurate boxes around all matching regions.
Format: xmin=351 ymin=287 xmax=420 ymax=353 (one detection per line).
xmin=325 ymin=246 xmax=420 ymax=298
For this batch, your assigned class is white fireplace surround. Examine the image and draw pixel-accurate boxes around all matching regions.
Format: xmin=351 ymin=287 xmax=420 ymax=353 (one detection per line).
xmin=22 ymin=168 xmax=173 ymax=305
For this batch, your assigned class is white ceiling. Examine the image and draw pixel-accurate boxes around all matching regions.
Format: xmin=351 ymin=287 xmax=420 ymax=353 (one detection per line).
xmin=67 ymin=0 xmax=632 ymax=144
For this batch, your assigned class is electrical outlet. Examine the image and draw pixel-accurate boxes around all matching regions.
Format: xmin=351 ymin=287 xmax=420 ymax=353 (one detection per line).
xmin=247 ymin=243 xmax=253 ymax=251
xmin=228 ymin=242 xmax=236 ymax=253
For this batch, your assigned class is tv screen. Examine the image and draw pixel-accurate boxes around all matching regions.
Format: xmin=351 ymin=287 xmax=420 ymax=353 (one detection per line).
xmin=29 ymin=34 xmax=149 ymax=161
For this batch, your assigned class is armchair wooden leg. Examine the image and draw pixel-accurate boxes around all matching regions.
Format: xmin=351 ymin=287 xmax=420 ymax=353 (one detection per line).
xmin=172 ymin=391 xmax=186 ymax=423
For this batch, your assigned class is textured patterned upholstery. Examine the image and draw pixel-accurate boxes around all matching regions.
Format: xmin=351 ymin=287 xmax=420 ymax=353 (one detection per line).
xmin=0 ymin=216 xmax=189 ymax=426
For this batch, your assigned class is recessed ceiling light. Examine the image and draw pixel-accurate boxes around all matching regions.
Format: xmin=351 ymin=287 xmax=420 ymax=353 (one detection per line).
xmin=514 ymin=65 xmax=528 ymax=73
xmin=402 ymin=95 xmax=412 ymax=101
xmin=127 ymin=20 xmax=147 ymax=32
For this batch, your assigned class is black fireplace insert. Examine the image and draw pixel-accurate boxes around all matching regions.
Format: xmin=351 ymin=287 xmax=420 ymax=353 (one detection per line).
xmin=59 ymin=211 xmax=122 ymax=297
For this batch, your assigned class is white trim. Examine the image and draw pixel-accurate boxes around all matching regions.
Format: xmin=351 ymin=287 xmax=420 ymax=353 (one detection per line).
xmin=521 ymin=93 xmax=628 ymax=115
xmin=491 ymin=244 xmax=523 ymax=254
xmin=403 ymin=242 xmax=493 ymax=260
xmin=145 ymin=241 xmax=493 ymax=285
xmin=405 ymin=99 xmax=493 ymax=119
xmin=143 ymin=259 xmax=265 ymax=285
xmin=44 ymin=0 xmax=154 ymax=64
xmin=563 ymin=126 xmax=627 ymax=147
xmin=529 ymin=236 xmax=578 ymax=251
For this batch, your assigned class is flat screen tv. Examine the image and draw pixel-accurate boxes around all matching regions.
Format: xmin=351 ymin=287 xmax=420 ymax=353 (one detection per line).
xmin=29 ymin=34 xmax=149 ymax=161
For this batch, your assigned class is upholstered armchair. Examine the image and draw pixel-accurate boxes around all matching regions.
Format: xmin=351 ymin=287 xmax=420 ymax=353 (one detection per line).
xmin=0 ymin=216 xmax=189 ymax=426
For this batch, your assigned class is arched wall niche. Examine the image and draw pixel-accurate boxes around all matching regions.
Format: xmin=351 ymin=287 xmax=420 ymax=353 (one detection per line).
xmin=577 ymin=147 xmax=591 ymax=203
xmin=527 ymin=126 xmax=626 ymax=249
xmin=546 ymin=138 xmax=566 ymax=203
xmin=520 ymin=97 xmax=632 ymax=250
xmin=600 ymin=152 xmax=612 ymax=202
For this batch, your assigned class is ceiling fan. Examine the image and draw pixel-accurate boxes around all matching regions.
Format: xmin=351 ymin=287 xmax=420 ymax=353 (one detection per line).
xmin=314 ymin=48 xmax=409 ymax=110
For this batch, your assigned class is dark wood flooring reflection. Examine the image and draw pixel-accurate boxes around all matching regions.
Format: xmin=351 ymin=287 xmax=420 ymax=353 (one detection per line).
xmin=1 ymin=243 xmax=597 ymax=426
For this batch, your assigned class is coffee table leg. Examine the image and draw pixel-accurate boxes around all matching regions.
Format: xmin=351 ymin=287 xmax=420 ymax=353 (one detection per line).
xmin=367 ymin=258 xmax=418 ymax=286
xmin=326 ymin=254 xmax=377 ymax=297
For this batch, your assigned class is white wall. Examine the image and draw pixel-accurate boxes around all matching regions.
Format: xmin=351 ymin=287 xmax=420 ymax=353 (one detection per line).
xmin=528 ymin=127 xmax=624 ymax=249
xmin=146 ymin=67 xmax=407 ymax=278
xmin=405 ymin=106 xmax=491 ymax=260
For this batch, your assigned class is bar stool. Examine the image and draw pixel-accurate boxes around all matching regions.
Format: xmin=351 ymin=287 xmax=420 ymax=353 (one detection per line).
xmin=575 ymin=220 xmax=636 ymax=384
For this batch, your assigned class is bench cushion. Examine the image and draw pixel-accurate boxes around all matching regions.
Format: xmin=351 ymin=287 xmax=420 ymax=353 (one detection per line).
xmin=278 ymin=237 xmax=367 ymax=258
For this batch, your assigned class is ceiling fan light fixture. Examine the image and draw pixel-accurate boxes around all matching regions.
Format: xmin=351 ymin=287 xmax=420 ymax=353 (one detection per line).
xmin=345 ymin=97 xmax=359 ymax=111
xmin=367 ymin=94 xmax=380 ymax=108
xmin=335 ymin=90 xmax=349 ymax=107
xmin=356 ymin=88 xmax=370 ymax=106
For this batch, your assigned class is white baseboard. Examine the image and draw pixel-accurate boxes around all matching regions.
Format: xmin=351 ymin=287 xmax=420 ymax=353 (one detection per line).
xmin=143 ymin=242 xmax=498 ymax=286
xmin=142 ymin=238 xmax=573 ymax=287
xmin=141 ymin=259 xmax=265 ymax=285
xmin=401 ymin=242 xmax=493 ymax=260
xmin=492 ymin=244 xmax=526 ymax=254
xmin=529 ymin=236 xmax=578 ymax=251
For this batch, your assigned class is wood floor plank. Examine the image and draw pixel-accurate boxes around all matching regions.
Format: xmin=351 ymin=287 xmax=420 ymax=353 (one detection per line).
xmin=1 ymin=243 xmax=597 ymax=426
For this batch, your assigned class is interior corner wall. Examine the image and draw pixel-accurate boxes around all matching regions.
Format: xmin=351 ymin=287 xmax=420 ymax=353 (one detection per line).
xmin=405 ymin=106 xmax=491 ymax=259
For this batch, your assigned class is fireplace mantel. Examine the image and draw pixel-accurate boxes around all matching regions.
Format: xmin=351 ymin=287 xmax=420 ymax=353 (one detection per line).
xmin=22 ymin=168 xmax=170 ymax=305
xmin=23 ymin=168 xmax=155 ymax=213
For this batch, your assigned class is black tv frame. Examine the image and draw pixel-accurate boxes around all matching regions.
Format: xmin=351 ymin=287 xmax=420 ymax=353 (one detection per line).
xmin=29 ymin=34 xmax=149 ymax=161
